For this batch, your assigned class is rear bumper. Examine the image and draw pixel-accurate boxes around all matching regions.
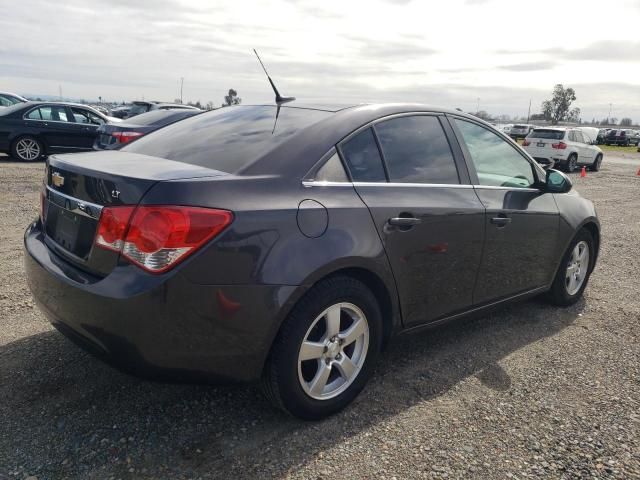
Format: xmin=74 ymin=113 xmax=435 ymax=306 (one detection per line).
xmin=24 ymin=220 xmax=300 ymax=382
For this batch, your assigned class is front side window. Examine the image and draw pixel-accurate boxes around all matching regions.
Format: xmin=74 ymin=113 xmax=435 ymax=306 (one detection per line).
xmin=71 ymin=108 xmax=104 ymax=125
xmin=340 ymin=128 xmax=387 ymax=182
xmin=455 ymin=119 xmax=536 ymax=189
xmin=374 ymin=115 xmax=459 ymax=184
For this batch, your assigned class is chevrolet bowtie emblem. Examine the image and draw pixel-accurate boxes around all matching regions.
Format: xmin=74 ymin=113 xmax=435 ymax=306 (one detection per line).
xmin=51 ymin=172 xmax=65 ymax=187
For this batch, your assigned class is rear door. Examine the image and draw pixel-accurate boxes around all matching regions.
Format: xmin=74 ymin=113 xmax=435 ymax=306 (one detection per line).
xmin=339 ymin=114 xmax=486 ymax=327
xmin=24 ymin=105 xmax=79 ymax=152
xmin=572 ymin=130 xmax=590 ymax=164
xmin=450 ymin=117 xmax=560 ymax=304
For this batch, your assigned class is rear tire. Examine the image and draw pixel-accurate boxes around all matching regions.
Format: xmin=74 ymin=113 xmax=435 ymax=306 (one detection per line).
xmin=547 ymin=229 xmax=595 ymax=306
xmin=11 ymin=136 xmax=44 ymax=162
xmin=590 ymin=154 xmax=602 ymax=172
xmin=262 ymin=276 xmax=382 ymax=420
xmin=565 ymin=153 xmax=578 ymax=173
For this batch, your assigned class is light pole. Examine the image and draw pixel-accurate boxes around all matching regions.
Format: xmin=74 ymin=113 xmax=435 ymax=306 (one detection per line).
xmin=180 ymin=77 xmax=184 ymax=104
xmin=476 ymin=97 xmax=480 ymax=114
xmin=608 ymin=103 xmax=612 ymax=124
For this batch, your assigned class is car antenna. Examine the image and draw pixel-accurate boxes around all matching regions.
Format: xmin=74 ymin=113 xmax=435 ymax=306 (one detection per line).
xmin=253 ymin=49 xmax=296 ymax=105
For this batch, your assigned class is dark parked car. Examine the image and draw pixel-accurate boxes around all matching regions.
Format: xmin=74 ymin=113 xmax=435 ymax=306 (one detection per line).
xmin=125 ymin=101 xmax=200 ymax=118
xmin=0 ymin=102 xmax=116 ymax=161
xmin=110 ymin=106 xmax=131 ymax=119
xmin=605 ymin=129 xmax=636 ymax=146
xmin=94 ymin=109 xmax=201 ymax=149
xmin=25 ymin=104 xmax=600 ymax=419
xmin=596 ymin=128 xmax=609 ymax=145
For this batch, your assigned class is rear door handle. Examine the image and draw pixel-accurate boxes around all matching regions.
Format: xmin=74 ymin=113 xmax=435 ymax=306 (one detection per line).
xmin=490 ymin=216 xmax=512 ymax=227
xmin=388 ymin=217 xmax=422 ymax=226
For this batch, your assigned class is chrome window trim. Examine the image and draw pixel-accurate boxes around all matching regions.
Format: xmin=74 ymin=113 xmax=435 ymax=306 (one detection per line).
xmin=45 ymin=185 xmax=103 ymax=220
xmin=473 ymin=185 xmax=540 ymax=192
xmin=302 ymin=180 xmax=474 ymax=189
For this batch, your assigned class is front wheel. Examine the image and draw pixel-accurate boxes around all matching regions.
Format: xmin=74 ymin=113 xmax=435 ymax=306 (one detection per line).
xmin=262 ymin=276 xmax=382 ymax=420
xmin=590 ymin=154 xmax=602 ymax=172
xmin=547 ymin=229 xmax=595 ymax=306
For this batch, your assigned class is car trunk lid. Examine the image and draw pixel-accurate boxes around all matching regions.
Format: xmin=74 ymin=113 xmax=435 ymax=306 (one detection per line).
xmin=43 ymin=151 xmax=226 ymax=276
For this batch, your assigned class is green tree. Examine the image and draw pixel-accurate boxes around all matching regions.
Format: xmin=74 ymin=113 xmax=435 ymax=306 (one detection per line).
xmin=540 ymin=84 xmax=577 ymax=124
xmin=222 ymin=89 xmax=241 ymax=107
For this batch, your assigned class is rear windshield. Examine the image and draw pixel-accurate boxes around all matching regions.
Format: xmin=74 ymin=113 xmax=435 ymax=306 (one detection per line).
xmin=123 ymin=106 xmax=332 ymax=173
xmin=528 ymin=129 xmax=565 ymax=140
xmin=513 ymin=125 xmax=528 ymax=129
xmin=129 ymin=103 xmax=151 ymax=115
xmin=124 ymin=109 xmax=198 ymax=126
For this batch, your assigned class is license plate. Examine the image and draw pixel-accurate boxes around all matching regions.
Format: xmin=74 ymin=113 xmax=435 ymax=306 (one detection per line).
xmin=54 ymin=209 xmax=80 ymax=251
xmin=537 ymin=142 xmax=545 ymax=147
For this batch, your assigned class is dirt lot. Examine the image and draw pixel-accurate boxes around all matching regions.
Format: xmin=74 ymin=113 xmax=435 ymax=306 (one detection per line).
xmin=1 ymin=153 xmax=639 ymax=479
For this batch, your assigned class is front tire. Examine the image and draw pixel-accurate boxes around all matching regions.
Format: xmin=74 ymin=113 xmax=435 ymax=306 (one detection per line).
xmin=590 ymin=154 xmax=602 ymax=172
xmin=11 ymin=136 xmax=44 ymax=162
xmin=547 ymin=229 xmax=595 ymax=306
xmin=262 ymin=276 xmax=382 ymax=420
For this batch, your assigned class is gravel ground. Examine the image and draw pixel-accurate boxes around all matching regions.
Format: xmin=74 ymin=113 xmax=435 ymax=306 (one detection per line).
xmin=1 ymin=153 xmax=639 ymax=479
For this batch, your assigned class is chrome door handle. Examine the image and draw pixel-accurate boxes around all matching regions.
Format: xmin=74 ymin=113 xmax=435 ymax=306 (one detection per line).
xmin=490 ymin=216 xmax=512 ymax=227
xmin=388 ymin=217 xmax=421 ymax=226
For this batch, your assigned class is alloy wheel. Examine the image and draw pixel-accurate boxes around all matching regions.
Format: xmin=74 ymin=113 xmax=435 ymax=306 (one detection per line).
xmin=297 ymin=302 xmax=369 ymax=400
xmin=565 ymin=240 xmax=589 ymax=295
xmin=15 ymin=138 xmax=41 ymax=161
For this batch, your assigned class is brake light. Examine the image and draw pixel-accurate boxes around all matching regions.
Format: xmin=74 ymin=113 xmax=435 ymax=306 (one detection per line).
xmin=95 ymin=205 xmax=233 ymax=273
xmin=552 ymin=142 xmax=567 ymax=149
xmin=112 ymin=131 xmax=144 ymax=144
xmin=522 ymin=140 xmax=531 ymax=146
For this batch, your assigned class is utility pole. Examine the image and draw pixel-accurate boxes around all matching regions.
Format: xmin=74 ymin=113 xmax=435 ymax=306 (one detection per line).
xmin=608 ymin=103 xmax=612 ymax=124
xmin=476 ymin=97 xmax=480 ymax=113
xmin=180 ymin=77 xmax=184 ymax=104
xmin=526 ymin=98 xmax=531 ymax=124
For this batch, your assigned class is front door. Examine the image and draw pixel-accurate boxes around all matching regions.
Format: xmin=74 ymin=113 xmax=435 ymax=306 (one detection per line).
xmin=339 ymin=115 xmax=486 ymax=327
xmin=450 ymin=117 xmax=560 ymax=304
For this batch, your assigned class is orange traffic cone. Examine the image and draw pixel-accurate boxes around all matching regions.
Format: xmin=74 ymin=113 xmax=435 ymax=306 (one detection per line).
xmin=580 ymin=166 xmax=587 ymax=178
xmin=637 ymin=167 xmax=640 ymax=176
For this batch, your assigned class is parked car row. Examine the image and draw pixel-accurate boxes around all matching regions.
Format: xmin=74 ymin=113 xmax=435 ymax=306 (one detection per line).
xmin=110 ymin=101 xmax=200 ymax=119
xmin=0 ymin=101 xmax=201 ymax=161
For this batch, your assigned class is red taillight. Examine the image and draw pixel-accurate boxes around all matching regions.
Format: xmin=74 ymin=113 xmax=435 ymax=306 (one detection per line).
xmin=95 ymin=206 xmax=136 ymax=252
xmin=95 ymin=205 xmax=233 ymax=273
xmin=522 ymin=140 xmax=531 ymax=146
xmin=552 ymin=142 xmax=567 ymax=150
xmin=112 ymin=131 xmax=144 ymax=144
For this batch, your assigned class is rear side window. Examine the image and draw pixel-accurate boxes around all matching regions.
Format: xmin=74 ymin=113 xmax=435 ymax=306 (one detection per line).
xmin=340 ymin=128 xmax=387 ymax=182
xmin=124 ymin=106 xmax=332 ymax=173
xmin=27 ymin=106 xmax=70 ymax=122
xmin=529 ymin=129 xmax=565 ymax=140
xmin=374 ymin=116 xmax=459 ymax=184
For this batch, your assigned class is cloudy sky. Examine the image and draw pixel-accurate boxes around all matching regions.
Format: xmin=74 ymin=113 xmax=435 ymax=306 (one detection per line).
xmin=2 ymin=0 xmax=639 ymax=120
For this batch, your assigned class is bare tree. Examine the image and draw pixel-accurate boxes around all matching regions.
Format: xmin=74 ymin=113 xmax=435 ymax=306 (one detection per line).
xmin=620 ymin=117 xmax=633 ymax=127
xmin=541 ymin=84 xmax=578 ymax=124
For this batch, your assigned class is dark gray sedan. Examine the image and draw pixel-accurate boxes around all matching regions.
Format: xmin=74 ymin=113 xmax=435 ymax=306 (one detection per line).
xmin=24 ymin=103 xmax=599 ymax=419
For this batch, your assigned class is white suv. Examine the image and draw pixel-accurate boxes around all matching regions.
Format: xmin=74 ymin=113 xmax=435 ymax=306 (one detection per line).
xmin=523 ymin=127 xmax=604 ymax=172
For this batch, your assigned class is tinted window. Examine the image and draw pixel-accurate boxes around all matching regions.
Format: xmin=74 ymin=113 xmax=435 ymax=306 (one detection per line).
xmin=27 ymin=106 xmax=70 ymax=122
xmin=124 ymin=106 xmax=332 ymax=173
xmin=125 ymin=109 xmax=197 ymax=126
xmin=340 ymin=128 xmax=386 ymax=182
xmin=528 ymin=129 xmax=565 ymax=140
xmin=455 ymin=119 xmax=535 ymax=189
xmin=375 ymin=116 xmax=459 ymax=184
xmin=71 ymin=107 xmax=104 ymax=125
xmin=574 ymin=131 xmax=585 ymax=143
xmin=129 ymin=103 xmax=151 ymax=116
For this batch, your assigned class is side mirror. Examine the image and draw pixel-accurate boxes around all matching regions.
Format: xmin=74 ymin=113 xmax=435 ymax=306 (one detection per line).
xmin=545 ymin=169 xmax=572 ymax=193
